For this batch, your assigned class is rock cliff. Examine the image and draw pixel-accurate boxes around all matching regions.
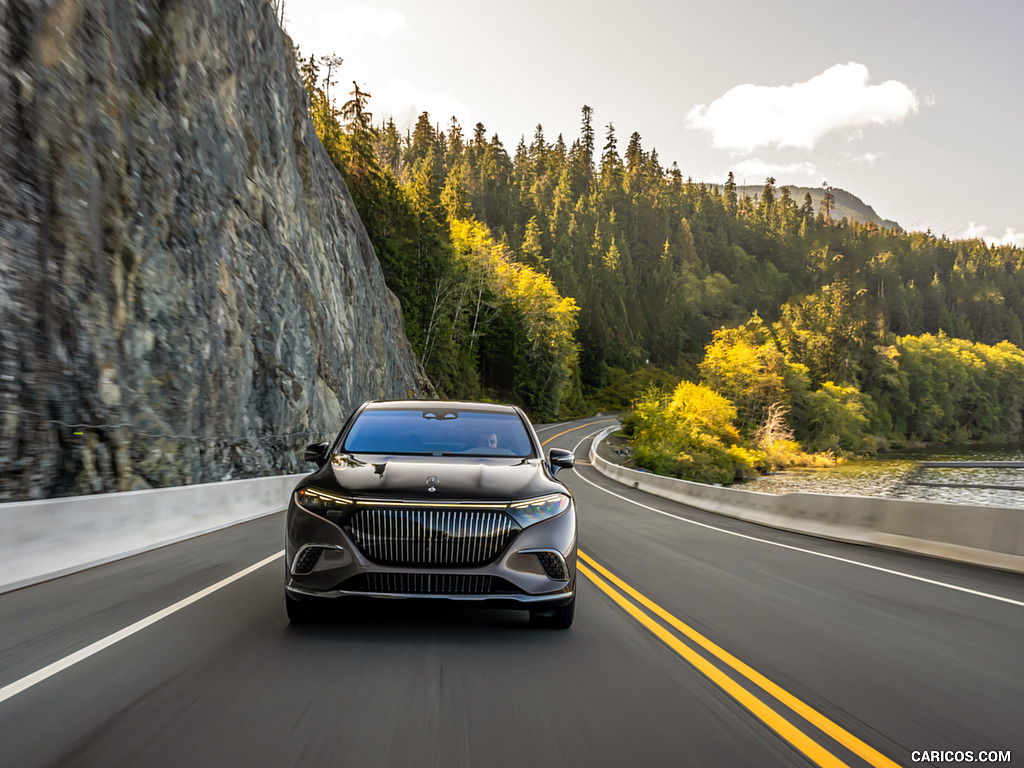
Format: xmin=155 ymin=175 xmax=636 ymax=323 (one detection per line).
xmin=0 ymin=0 xmax=431 ymax=500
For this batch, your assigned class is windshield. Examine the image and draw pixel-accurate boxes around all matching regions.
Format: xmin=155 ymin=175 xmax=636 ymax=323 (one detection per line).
xmin=342 ymin=409 xmax=534 ymax=457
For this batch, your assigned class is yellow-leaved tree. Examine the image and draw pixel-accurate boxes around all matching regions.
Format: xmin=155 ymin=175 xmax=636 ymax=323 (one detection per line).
xmin=448 ymin=218 xmax=580 ymax=417
xmin=625 ymin=382 xmax=765 ymax=485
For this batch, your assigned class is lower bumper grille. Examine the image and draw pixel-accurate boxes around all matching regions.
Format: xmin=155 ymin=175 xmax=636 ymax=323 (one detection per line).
xmin=345 ymin=507 xmax=520 ymax=566
xmin=535 ymin=552 xmax=568 ymax=580
xmin=340 ymin=573 xmax=521 ymax=596
xmin=292 ymin=546 xmax=325 ymax=575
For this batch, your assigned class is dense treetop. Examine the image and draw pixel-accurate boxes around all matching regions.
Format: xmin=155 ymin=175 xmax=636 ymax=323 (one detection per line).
xmin=299 ymin=55 xmax=1024 ymax=463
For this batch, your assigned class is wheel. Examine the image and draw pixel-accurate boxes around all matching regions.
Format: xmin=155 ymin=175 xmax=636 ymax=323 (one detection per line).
xmin=286 ymin=592 xmax=324 ymax=624
xmin=529 ymin=596 xmax=575 ymax=629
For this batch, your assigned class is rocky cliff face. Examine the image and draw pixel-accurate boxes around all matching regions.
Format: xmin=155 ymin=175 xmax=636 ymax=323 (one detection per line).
xmin=0 ymin=0 xmax=431 ymax=500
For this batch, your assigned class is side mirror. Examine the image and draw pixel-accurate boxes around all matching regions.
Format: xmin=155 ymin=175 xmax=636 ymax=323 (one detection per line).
xmin=303 ymin=441 xmax=330 ymax=467
xmin=548 ymin=448 xmax=575 ymax=475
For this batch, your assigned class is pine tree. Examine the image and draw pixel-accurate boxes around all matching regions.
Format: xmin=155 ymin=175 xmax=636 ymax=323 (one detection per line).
xmin=800 ymin=192 xmax=815 ymax=231
xmin=600 ymin=123 xmax=623 ymax=203
xmin=724 ymin=171 xmax=738 ymax=217
xmin=625 ymin=132 xmax=645 ymax=175
xmin=445 ymin=118 xmax=465 ymax=169
xmin=758 ymin=176 xmax=776 ymax=231
xmin=521 ymin=216 xmax=546 ymax=270
xmin=578 ymin=105 xmax=596 ymax=197
xmin=821 ymin=183 xmax=835 ymax=225
xmin=318 ymin=54 xmax=344 ymax=112
xmin=341 ymin=81 xmax=376 ymax=180
xmin=378 ymin=118 xmax=404 ymax=178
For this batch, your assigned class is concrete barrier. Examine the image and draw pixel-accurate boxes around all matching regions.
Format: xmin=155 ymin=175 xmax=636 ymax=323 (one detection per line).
xmin=590 ymin=429 xmax=1024 ymax=574
xmin=0 ymin=474 xmax=306 ymax=594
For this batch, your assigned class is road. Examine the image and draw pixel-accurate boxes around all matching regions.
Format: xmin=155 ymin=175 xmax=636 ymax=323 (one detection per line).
xmin=0 ymin=414 xmax=1021 ymax=767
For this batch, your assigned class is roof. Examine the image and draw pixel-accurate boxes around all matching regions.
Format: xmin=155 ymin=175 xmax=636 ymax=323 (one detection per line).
xmin=362 ymin=399 xmax=520 ymax=414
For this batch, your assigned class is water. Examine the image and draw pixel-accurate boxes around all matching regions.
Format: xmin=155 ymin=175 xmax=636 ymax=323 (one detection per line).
xmin=737 ymin=445 xmax=1024 ymax=508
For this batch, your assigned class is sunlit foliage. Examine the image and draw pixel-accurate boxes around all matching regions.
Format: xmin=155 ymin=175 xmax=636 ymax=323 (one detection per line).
xmin=298 ymin=54 xmax=581 ymax=418
xmin=448 ymin=219 xmax=579 ymax=416
xmin=298 ymin=55 xmax=1024 ymax=449
xmin=624 ymin=384 xmax=765 ymax=484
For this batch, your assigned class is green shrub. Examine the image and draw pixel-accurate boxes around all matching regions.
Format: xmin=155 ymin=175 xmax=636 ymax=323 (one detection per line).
xmin=628 ymin=383 xmax=765 ymax=484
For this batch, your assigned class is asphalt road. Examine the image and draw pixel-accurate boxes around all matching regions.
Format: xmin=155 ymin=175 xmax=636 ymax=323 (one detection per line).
xmin=1 ymin=414 xmax=1022 ymax=768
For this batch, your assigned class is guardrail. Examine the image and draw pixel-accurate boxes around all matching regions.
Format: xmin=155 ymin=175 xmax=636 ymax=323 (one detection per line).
xmin=590 ymin=428 xmax=1024 ymax=574
xmin=0 ymin=474 xmax=306 ymax=594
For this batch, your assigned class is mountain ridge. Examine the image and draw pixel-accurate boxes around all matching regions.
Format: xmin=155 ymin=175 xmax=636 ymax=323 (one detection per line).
xmin=734 ymin=185 xmax=902 ymax=231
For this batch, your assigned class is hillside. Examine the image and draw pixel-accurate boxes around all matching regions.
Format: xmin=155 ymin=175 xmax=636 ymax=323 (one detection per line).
xmin=736 ymin=186 xmax=901 ymax=231
xmin=307 ymin=100 xmax=1024 ymax=403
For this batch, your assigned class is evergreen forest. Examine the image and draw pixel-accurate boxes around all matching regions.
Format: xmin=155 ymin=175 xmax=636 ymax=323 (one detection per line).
xmin=299 ymin=55 xmax=1024 ymax=482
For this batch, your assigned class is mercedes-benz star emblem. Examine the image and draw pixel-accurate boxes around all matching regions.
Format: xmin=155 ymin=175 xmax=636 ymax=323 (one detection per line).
xmin=426 ymin=475 xmax=439 ymax=492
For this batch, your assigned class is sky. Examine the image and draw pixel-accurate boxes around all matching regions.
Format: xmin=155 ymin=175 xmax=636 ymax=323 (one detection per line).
xmin=281 ymin=0 xmax=1023 ymax=247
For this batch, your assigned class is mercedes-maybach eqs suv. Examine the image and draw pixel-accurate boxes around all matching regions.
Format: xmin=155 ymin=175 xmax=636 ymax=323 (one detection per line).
xmin=285 ymin=400 xmax=577 ymax=628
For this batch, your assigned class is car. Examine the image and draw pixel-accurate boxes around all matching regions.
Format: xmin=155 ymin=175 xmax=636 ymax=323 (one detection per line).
xmin=285 ymin=399 xmax=577 ymax=628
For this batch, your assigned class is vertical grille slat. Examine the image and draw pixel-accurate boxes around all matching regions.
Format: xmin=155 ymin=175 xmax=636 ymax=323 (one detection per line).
xmin=446 ymin=510 xmax=453 ymax=565
xmin=346 ymin=506 xmax=519 ymax=566
xmin=460 ymin=512 xmax=468 ymax=565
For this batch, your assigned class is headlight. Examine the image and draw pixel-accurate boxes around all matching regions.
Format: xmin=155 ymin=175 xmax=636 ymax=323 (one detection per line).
xmin=508 ymin=494 xmax=572 ymax=527
xmin=295 ymin=488 xmax=355 ymax=515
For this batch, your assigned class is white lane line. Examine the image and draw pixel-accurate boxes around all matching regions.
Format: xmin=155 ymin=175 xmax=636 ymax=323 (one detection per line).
xmin=535 ymin=415 xmax=615 ymax=433
xmin=0 ymin=550 xmax=283 ymax=707
xmin=570 ymin=436 xmax=1024 ymax=609
xmin=534 ymin=421 xmax=569 ymax=432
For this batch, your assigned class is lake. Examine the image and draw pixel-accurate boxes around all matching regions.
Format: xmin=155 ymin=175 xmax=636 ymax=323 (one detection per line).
xmin=737 ymin=445 xmax=1024 ymax=508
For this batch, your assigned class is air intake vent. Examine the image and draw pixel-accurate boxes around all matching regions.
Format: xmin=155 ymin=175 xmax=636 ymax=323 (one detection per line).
xmin=535 ymin=552 xmax=568 ymax=580
xmin=292 ymin=546 xmax=325 ymax=575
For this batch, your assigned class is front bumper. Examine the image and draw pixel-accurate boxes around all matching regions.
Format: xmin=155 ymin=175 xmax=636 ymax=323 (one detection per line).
xmin=285 ymin=499 xmax=577 ymax=606
xmin=285 ymin=584 xmax=576 ymax=610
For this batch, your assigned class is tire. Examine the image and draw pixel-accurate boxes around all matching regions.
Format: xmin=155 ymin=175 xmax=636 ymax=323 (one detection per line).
xmin=529 ymin=596 xmax=575 ymax=629
xmin=285 ymin=593 xmax=324 ymax=624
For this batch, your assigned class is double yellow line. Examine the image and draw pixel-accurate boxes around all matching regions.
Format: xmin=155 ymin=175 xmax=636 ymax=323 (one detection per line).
xmin=577 ymin=550 xmax=900 ymax=768
xmin=539 ymin=418 xmax=616 ymax=446
xmin=543 ymin=422 xmax=895 ymax=764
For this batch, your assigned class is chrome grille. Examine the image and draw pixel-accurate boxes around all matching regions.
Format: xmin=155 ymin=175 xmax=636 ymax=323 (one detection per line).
xmin=345 ymin=507 xmax=520 ymax=566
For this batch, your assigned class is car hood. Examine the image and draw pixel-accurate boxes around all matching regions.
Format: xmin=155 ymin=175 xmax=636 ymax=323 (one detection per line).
xmin=325 ymin=454 xmax=562 ymax=502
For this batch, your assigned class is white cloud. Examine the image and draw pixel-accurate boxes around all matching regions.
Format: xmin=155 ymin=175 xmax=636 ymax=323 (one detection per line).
xmin=372 ymin=77 xmax=473 ymax=132
xmin=1000 ymin=229 xmax=1024 ymax=249
xmin=730 ymin=158 xmax=819 ymax=184
xmin=839 ymin=151 xmax=884 ymax=165
xmin=285 ymin=4 xmax=408 ymax=56
xmin=963 ymin=222 xmax=1024 ymax=249
xmin=686 ymin=62 xmax=920 ymax=153
xmin=335 ymin=5 xmax=407 ymax=39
